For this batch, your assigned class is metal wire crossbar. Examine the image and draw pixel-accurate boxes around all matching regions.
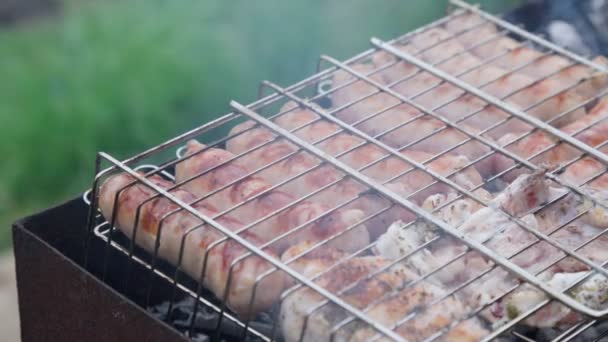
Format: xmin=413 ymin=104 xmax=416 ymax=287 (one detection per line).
xmin=85 ymin=1 xmax=608 ymax=341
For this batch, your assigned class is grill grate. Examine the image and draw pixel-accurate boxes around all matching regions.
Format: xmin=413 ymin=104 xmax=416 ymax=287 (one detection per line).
xmin=84 ymin=1 xmax=608 ymax=341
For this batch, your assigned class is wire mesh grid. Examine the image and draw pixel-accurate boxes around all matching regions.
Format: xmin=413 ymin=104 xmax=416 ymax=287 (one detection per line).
xmin=84 ymin=1 xmax=608 ymax=341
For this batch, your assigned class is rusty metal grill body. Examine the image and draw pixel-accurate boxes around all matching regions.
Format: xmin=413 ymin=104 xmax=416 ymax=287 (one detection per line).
xmin=83 ymin=1 xmax=608 ymax=341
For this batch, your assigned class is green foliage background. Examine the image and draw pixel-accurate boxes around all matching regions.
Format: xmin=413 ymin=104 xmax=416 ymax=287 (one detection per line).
xmin=0 ymin=0 xmax=520 ymax=249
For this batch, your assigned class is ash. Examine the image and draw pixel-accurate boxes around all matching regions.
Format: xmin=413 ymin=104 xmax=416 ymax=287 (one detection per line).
xmin=149 ymin=296 xmax=278 ymax=342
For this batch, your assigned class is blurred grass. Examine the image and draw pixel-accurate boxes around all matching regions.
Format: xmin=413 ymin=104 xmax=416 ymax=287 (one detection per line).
xmin=0 ymin=0 xmax=520 ymax=250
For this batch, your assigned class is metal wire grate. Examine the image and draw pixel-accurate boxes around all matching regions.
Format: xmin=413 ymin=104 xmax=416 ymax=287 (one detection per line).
xmin=84 ymin=1 xmax=608 ymax=341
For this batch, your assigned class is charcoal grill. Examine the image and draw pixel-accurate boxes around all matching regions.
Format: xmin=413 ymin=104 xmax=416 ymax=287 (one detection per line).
xmin=14 ymin=1 xmax=608 ymax=341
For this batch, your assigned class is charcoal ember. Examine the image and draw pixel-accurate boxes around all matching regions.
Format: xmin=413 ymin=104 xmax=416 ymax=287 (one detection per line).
xmin=149 ymin=296 xmax=277 ymax=341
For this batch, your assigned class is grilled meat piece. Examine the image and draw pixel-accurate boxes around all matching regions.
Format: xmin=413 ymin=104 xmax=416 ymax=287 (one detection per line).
xmin=280 ymin=252 xmax=414 ymax=342
xmin=175 ymin=140 xmax=370 ymax=253
xmin=330 ymin=14 xmax=607 ymax=180
xmin=377 ymin=170 xmax=608 ymax=328
xmin=493 ymin=97 xmax=608 ymax=183
xmin=279 ymin=244 xmax=488 ymax=342
xmin=226 ymin=103 xmax=482 ymax=238
xmin=98 ymin=172 xmax=284 ymax=317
